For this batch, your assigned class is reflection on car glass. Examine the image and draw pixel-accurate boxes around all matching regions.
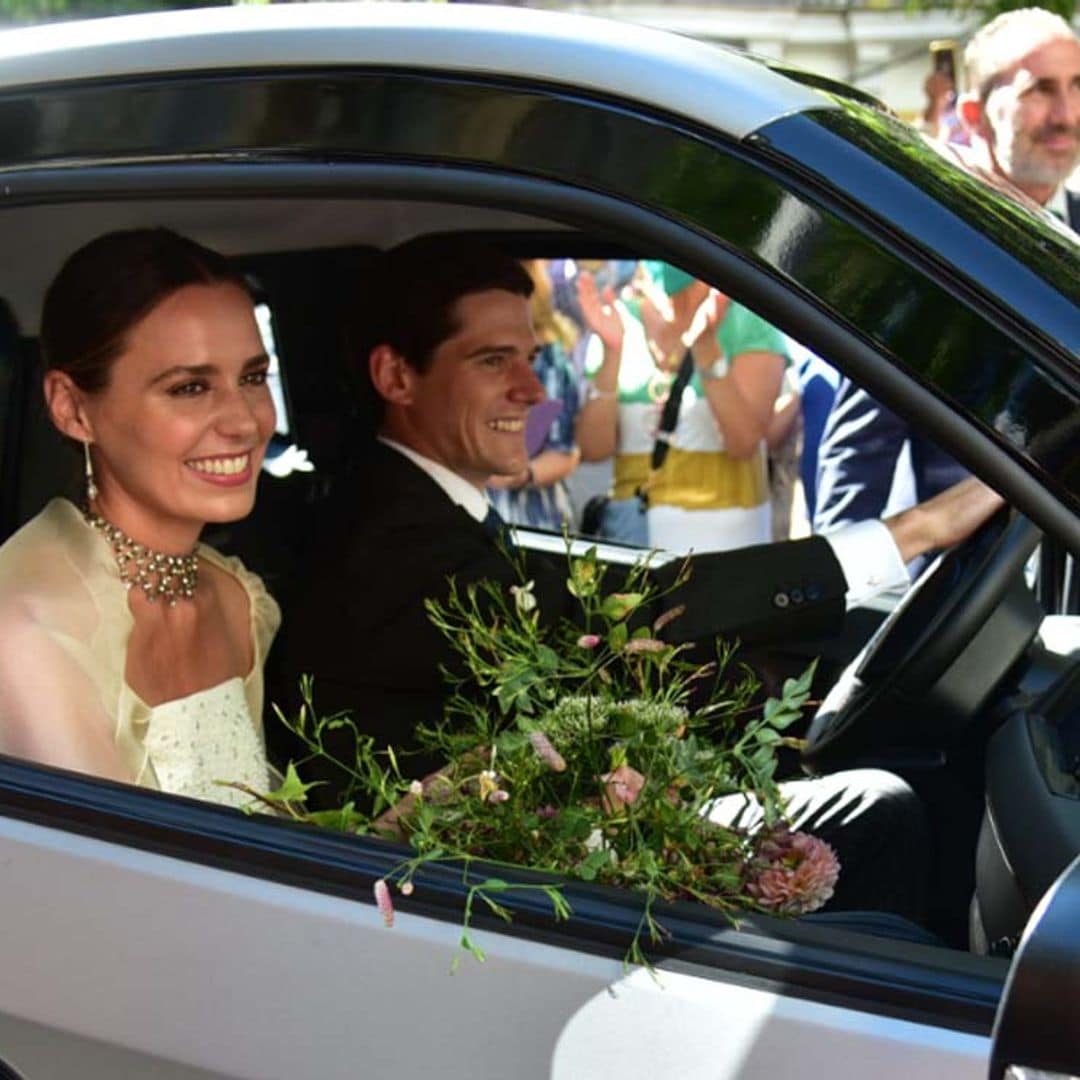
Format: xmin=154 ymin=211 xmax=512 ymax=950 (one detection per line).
xmin=254 ymin=302 xmax=290 ymax=437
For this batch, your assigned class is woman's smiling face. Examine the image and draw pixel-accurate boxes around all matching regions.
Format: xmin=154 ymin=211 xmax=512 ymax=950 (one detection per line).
xmin=75 ymin=281 xmax=275 ymax=547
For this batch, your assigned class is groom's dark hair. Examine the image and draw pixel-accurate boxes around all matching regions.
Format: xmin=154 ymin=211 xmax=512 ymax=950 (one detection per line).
xmin=353 ymin=235 xmax=533 ymax=376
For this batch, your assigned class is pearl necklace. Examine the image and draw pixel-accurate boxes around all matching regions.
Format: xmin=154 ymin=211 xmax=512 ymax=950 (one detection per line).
xmin=85 ymin=509 xmax=199 ymax=606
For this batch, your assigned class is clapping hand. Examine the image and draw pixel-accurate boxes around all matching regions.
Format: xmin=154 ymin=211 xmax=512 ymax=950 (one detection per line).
xmin=577 ymin=270 xmax=624 ymax=353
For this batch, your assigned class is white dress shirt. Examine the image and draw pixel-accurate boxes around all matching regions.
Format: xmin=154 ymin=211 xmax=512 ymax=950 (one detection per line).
xmin=379 ymin=437 xmax=490 ymax=523
xmin=1046 ymin=184 xmax=1069 ymax=222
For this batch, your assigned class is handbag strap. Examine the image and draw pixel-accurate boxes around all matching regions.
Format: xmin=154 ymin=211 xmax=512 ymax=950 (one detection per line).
xmin=650 ymin=348 xmax=695 ymax=471
xmin=638 ymin=348 xmax=695 ymax=507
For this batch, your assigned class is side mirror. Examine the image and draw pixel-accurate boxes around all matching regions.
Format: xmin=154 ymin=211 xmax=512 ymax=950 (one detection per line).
xmin=988 ymin=852 xmax=1080 ymax=1079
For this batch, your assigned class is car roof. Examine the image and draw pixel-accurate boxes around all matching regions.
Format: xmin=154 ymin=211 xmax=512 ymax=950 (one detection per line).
xmin=0 ymin=1 xmax=831 ymax=140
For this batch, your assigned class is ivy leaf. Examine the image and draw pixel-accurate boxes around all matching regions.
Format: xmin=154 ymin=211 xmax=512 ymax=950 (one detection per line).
xmin=783 ymin=660 xmax=818 ymax=702
xmin=261 ymin=761 xmax=319 ymax=805
xmin=608 ymin=622 xmax=629 ymax=651
xmin=577 ymin=848 xmax=611 ymax=882
xmin=536 ymin=644 xmax=561 ymax=671
xmin=305 ymin=803 xmax=366 ymax=832
xmin=601 ymin=592 xmax=645 ymax=621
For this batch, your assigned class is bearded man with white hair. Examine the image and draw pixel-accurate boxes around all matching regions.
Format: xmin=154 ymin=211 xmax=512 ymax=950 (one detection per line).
xmin=957 ymin=7 xmax=1080 ymax=224
xmin=814 ymin=8 xmax=1078 ymax=538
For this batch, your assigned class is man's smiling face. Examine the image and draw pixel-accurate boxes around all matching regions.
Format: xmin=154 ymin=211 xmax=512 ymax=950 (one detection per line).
xmin=981 ymin=35 xmax=1080 ymax=200
xmin=394 ymin=288 xmax=544 ymax=488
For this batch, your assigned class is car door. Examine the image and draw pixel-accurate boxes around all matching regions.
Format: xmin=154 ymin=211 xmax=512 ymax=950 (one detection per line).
xmin=0 ymin=11 xmax=1076 ymax=1078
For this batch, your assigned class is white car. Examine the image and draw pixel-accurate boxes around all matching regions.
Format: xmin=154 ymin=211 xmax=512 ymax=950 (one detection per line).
xmin=0 ymin=5 xmax=1077 ymax=1078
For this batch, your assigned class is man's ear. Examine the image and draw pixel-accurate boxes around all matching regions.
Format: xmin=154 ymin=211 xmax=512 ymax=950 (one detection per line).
xmin=957 ymin=92 xmax=985 ymax=137
xmin=43 ymin=370 xmax=94 ymax=442
xmin=368 ymin=344 xmax=418 ymax=407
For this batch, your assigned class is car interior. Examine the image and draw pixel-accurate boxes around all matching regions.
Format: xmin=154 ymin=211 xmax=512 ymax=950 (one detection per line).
xmin=0 ymin=192 xmax=1077 ymax=972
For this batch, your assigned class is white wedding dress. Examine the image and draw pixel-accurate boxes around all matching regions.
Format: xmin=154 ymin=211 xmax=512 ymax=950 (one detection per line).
xmin=142 ymin=676 xmax=271 ymax=808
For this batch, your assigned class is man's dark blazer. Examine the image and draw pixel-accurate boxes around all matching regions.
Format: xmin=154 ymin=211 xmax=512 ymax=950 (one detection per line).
xmin=270 ymin=440 xmax=849 ymax=800
xmin=814 ymin=194 xmax=1076 ymax=534
xmin=813 ymin=375 xmax=968 ymax=534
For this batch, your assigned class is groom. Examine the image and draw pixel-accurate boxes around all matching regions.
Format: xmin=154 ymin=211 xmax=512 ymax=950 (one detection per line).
xmin=276 ymin=236 xmax=1002 ymax=920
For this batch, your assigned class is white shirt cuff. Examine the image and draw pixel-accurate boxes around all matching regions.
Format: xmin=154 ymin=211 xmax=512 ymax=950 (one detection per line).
xmin=824 ymin=519 xmax=910 ymax=609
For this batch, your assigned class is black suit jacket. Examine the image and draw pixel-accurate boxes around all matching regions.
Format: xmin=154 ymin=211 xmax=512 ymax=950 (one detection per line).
xmin=271 ymin=441 xmax=848 ymax=800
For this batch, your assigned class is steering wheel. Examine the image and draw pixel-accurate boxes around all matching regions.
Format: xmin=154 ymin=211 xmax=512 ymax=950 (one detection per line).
xmin=802 ymin=510 xmax=1044 ymax=774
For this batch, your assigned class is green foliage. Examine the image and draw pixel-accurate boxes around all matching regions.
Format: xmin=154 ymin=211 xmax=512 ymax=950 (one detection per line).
xmin=0 ymin=0 xmax=233 ymax=23
xmin=903 ymin=0 xmax=1075 ymax=23
xmin=254 ymin=546 xmax=831 ymax=969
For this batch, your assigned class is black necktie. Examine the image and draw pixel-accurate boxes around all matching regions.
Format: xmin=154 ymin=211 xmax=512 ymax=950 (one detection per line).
xmin=482 ymin=504 xmax=512 ymax=547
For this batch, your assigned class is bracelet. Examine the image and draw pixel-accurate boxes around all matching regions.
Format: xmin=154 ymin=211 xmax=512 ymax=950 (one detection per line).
xmin=585 ymin=384 xmax=618 ymax=403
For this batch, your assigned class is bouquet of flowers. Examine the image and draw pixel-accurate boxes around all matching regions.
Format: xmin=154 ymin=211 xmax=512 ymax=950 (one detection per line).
xmin=250 ymin=544 xmax=838 ymax=967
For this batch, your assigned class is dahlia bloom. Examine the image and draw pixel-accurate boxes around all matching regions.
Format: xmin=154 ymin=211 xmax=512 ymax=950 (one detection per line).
xmin=744 ymin=828 xmax=839 ymax=916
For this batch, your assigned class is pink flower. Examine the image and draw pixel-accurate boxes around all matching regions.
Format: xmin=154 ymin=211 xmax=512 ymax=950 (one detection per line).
xmin=400 ymin=881 xmax=415 ymax=897
xmin=488 ymin=788 xmax=510 ymax=803
xmin=374 ymin=879 xmax=395 ymax=927
xmin=652 ymin=603 xmax=685 ymax=634
xmin=600 ymin=764 xmax=646 ymax=814
xmin=577 ymin=634 xmax=601 ymax=649
xmin=744 ymin=828 xmax=839 ymax=916
xmin=623 ymin=637 xmax=666 ymax=654
xmin=537 ymin=804 xmax=559 ymax=820
xmin=529 ymin=731 xmax=567 ymax=772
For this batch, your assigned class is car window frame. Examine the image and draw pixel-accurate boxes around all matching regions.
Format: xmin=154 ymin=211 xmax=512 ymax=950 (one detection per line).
xmin=0 ymin=164 xmax=1041 ymax=1029
xmin=0 ymin=68 xmax=1074 ymax=1031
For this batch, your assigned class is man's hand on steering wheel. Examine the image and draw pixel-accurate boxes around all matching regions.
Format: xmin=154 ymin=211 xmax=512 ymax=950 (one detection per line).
xmin=885 ymin=478 xmax=1006 ymax=565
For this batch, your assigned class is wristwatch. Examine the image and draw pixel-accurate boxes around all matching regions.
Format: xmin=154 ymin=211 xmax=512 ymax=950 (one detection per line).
xmin=698 ymin=357 xmax=728 ymax=381
xmin=585 ymin=383 xmax=618 ymax=402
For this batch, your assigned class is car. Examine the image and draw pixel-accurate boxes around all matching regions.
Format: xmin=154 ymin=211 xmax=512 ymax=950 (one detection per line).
xmin=0 ymin=4 xmax=1077 ymax=1078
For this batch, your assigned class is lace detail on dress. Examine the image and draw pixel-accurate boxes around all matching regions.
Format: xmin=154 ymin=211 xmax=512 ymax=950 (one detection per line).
xmin=142 ymin=676 xmax=269 ymax=809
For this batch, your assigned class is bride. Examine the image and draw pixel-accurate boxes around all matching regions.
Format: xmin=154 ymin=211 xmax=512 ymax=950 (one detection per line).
xmin=0 ymin=228 xmax=279 ymax=806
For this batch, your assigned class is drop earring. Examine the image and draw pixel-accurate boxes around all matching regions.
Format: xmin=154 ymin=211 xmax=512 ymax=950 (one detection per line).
xmin=83 ymin=441 xmax=98 ymax=504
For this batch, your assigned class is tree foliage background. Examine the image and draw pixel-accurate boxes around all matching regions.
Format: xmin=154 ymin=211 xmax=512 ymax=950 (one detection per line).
xmin=907 ymin=0 xmax=1076 ymax=23
xmin=0 ymin=0 xmax=233 ymax=21
xmin=0 ymin=0 xmax=1073 ymax=27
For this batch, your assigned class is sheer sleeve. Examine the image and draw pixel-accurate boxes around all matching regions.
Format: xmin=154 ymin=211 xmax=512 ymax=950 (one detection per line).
xmin=0 ymin=601 xmax=132 ymax=782
xmin=0 ymin=499 xmax=136 ymax=783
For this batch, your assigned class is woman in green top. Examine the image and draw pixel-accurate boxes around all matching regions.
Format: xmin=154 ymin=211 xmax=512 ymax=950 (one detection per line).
xmin=576 ymin=261 xmax=788 ymax=554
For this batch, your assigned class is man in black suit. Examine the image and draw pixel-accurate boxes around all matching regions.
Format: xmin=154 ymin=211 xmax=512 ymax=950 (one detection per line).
xmin=277 ymin=236 xmax=1002 ymax=921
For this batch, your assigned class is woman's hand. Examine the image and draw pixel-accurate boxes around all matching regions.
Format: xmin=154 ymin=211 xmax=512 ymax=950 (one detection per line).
xmin=687 ymin=288 xmax=730 ymax=369
xmin=577 ymin=271 xmax=624 ymax=353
